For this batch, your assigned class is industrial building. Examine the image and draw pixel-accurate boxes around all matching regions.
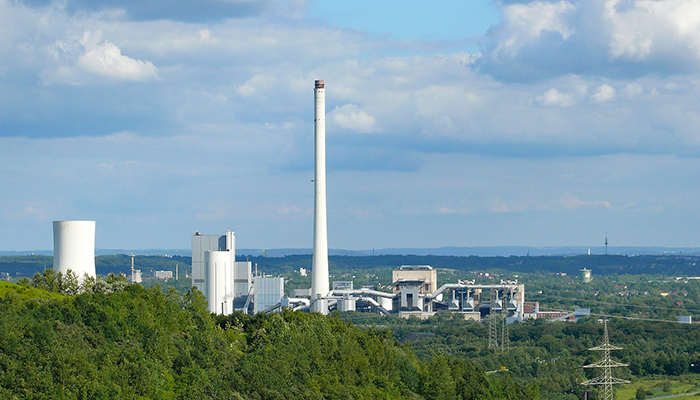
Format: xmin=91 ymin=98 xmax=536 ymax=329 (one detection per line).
xmin=192 ymin=231 xmax=254 ymax=314
xmin=253 ymin=276 xmax=285 ymax=314
xmin=392 ymin=265 xmax=438 ymax=294
xmin=254 ymin=263 xmax=527 ymax=322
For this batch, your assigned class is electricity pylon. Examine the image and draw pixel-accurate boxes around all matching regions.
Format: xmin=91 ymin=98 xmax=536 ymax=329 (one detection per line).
xmin=581 ymin=320 xmax=629 ymax=400
xmin=501 ymin=292 xmax=510 ymax=352
xmin=488 ymin=289 xmax=499 ymax=349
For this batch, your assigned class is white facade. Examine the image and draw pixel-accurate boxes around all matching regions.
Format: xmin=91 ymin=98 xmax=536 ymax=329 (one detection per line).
xmin=233 ymin=261 xmax=252 ymax=304
xmin=154 ymin=270 xmax=173 ymax=280
xmin=53 ymin=220 xmax=96 ymax=280
xmin=192 ymin=231 xmax=234 ymax=290
xmin=312 ymin=79 xmax=330 ymax=299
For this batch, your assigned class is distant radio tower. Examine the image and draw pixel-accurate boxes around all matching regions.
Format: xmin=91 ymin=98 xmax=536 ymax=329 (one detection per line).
xmin=581 ymin=320 xmax=629 ymax=400
xmin=605 ymin=233 xmax=608 ymax=255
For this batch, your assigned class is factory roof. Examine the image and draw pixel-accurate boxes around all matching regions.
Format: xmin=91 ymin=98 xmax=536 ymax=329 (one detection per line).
xmin=398 ymin=265 xmax=433 ymax=270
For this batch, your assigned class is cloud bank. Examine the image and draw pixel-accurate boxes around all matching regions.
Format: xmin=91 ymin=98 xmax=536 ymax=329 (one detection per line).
xmin=2 ymin=0 xmax=700 ymax=250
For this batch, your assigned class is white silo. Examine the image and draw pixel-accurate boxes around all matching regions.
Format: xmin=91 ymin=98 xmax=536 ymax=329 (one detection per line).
xmin=53 ymin=220 xmax=96 ymax=280
xmin=205 ymin=251 xmax=233 ymax=315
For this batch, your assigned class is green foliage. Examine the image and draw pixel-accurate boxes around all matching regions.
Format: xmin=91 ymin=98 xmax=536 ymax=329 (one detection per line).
xmin=663 ymin=380 xmax=672 ymax=392
xmin=0 ymin=280 xmax=65 ymax=301
xmin=635 ymin=386 xmax=647 ymax=399
xmin=0 ymin=281 xmax=537 ymax=400
xmin=342 ymin=313 xmax=700 ymax=400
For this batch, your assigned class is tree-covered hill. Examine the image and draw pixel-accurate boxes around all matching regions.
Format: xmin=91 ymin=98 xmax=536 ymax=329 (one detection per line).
xmin=0 ymin=281 xmax=537 ymax=400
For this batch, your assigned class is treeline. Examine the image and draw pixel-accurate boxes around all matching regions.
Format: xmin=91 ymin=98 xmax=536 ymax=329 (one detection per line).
xmin=243 ymin=254 xmax=700 ymax=276
xmin=3 ymin=253 xmax=700 ymax=280
xmin=0 ymin=279 xmax=538 ymax=400
xmin=0 ymin=255 xmax=190 ymax=280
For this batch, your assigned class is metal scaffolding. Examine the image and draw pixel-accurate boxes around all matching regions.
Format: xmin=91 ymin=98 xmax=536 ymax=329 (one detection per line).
xmin=581 ymin=320 xmax=629 ymax=400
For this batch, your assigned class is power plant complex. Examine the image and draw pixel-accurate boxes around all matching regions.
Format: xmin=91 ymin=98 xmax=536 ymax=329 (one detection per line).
xmin=189 ymin=81 xmax=530 ymax=322
xmin=48 ymin=81 xmax=533 ymax=323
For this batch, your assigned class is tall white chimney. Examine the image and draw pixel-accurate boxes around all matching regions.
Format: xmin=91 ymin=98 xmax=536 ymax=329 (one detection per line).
xmin=311 ymin=80 xmax=330 ymax=300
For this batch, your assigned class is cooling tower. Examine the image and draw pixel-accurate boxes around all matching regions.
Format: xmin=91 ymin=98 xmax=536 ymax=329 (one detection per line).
xmin=311 ymin=79 xmax=330 ymax=300
xmin=53 ymin=220 xmax=96 ymax=280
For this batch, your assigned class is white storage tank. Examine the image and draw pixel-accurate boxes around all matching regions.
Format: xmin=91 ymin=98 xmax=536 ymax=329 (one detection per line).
xmin=205 ymin=251 xmax=233 ymax=315
xmin=337 ymin=297 xmax=356 ymax=312
xmin=378 ymin=296 xmax=393 ymax=312
xmin=53 ymin=220 xmax=96 ymax=280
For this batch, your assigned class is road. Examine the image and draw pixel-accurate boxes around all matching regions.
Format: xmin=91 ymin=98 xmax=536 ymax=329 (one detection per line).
xmin=648 ymin=391 xmax=700 ymax=399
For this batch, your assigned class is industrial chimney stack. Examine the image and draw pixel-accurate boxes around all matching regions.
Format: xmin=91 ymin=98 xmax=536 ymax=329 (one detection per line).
xmin=311 ymin=80 xmax=330 ymax=306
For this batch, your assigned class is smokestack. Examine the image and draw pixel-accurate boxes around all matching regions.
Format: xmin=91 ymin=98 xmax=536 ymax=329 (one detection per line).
xmin=311 ymin=80 xmax=330 ymax=300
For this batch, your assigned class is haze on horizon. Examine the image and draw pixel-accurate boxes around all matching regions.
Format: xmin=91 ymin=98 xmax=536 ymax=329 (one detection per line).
xmin=2 ymin=0 xmax=700 ymax=252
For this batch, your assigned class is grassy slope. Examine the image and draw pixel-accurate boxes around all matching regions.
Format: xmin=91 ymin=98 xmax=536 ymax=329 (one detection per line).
xmin=617 ymin=378 xmax=700 ymax=400
xmin=0 ymin=281 xmax=65 ymax=301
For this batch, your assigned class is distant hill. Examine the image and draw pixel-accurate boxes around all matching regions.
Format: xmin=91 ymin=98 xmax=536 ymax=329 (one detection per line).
xmin=3 ymin=246 xmax=700 ymax=257
xmin=240 ymin=246 xmax=700 ymax=257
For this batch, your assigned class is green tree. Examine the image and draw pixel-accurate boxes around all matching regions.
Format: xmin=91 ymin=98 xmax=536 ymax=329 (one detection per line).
xmin=636 ymin=386 xmax=647 ymax=399
xmin=59 ymin=270 xmax=80 ymax=295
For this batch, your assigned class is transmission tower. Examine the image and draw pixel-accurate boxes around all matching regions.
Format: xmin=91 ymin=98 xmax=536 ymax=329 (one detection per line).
xmin=501 ymin=291 xmax=510 ymax=352
xmin=581 ymin=320 xmax=629 ymax=400
xmin=488 ymin=289 xmax=499 ymax=349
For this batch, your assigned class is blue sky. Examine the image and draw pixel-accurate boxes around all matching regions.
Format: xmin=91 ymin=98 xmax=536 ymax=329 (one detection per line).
xmin=309 ymin=0 xmax=500 ymax=42
xmin=2 ymin=0 xmax=700 ymax=251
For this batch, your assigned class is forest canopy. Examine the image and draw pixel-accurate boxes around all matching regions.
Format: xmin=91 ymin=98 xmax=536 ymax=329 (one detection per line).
xmin=0 ymin=279 xmax=537 ymax=400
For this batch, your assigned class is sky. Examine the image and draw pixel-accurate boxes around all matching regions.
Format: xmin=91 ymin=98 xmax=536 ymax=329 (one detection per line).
xmin=2 ymin=0 xmax=700 ymax=251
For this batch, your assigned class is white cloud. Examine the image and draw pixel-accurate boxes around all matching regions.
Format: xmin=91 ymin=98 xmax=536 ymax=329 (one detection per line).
xmin=606 ymin=0 xmax=700 ymax=61
xmin=506 ymin=1 xmax=576 ymax=38
xmin=78 ymin=31 xmax=159 ymax=81
xmin=553 ymin=193 xmax=612 ymax=210
xmin=40 ymin=30 xmax=159 ymax=84
xmin=490 ymin=196 xmax=529 ymax=214
xmin=237 ymin=74 xmax=275 ymax=96
xmin=623 ymin=82 xmax=643 ymax=98
xmin=591 ymin=84 xmax=615 ymax=103
xmin=535 ymin=88 xmax=574 ymax=107
xmin=329 ymin=103 xmax=379 ymax=133
xmin=483 ymin=0 xmax=700 ymax=80
xmin=497 ymin=0 xmax=576 ymax=54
